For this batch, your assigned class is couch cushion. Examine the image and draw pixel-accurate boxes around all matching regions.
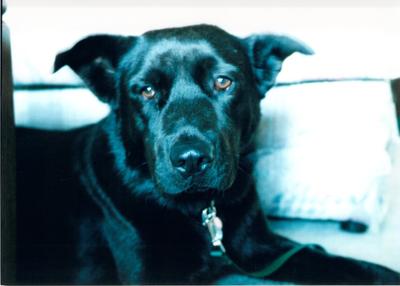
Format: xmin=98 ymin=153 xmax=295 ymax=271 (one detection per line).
xmin=254 ymin=80 xmax=398 ymax=229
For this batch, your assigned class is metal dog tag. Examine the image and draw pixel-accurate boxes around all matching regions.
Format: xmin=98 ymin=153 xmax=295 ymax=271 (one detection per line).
xmin=202 ymin=201 xmax=224 ymax=249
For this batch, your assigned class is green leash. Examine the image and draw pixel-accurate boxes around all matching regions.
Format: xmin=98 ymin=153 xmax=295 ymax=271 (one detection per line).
xmin=202 ymin=201 xmax=311 ymax=278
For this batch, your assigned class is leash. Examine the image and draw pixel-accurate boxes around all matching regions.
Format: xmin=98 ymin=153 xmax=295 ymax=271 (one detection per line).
xmin=201 ymin=200 xmax=311 ymax=278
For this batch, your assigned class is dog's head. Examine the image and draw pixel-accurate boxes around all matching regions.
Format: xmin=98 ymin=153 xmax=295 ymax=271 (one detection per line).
xmin=55 ymin=25 xmax=312 ymax=198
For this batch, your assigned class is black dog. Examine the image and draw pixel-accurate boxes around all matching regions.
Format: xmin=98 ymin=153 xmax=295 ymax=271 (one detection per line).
xmin=15 ymin=24 xmax=400 ymax=284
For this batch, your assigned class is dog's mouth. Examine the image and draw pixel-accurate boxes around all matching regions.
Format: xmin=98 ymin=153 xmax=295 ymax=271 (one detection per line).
xmin=184 ymin=185 xmax=211 ymax=194
xmin=154 ymin=162 xmax=237 ymax=197
xmin=165 ymin=187 xmax=218 ymax=199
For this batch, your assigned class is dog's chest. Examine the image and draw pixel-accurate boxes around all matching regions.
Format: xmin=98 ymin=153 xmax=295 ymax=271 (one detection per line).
xmin=86 ymin=192 xmax=221 ymax=284
xmin=128 ymin=207 xmax=221 ymax=283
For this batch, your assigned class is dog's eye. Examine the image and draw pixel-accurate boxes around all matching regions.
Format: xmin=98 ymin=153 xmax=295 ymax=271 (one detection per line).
xmin=214 ymin=76 xmax=232 ymax=91
xmin=141 ymin=86 xmax=156 ymax=99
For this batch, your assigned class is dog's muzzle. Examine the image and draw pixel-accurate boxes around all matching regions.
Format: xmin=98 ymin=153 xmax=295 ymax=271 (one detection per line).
xmin=169 ymin=137 xmax=214 ymax=178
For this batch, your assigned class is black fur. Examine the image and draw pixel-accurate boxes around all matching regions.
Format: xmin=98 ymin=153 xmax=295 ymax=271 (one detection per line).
xmin=16 ymin=24 xmax=400 ymax=284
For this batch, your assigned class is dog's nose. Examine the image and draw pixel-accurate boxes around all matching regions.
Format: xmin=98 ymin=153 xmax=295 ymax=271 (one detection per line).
xmin=170 ymin=143 xmax=214 ymax=177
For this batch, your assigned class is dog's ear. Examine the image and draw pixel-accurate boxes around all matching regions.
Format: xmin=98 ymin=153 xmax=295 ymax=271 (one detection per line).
xmin=54 ymin=35 xmax=136 ymax=103
xmin=243 ymin=34 xmax=313 ymax=97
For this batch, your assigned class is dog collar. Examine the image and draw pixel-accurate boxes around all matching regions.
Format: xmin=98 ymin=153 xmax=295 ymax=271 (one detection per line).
xmin=201 ymin=200 xmax=314 ymax=278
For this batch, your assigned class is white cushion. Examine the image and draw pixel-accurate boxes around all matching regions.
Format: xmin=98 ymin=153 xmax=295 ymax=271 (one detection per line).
xmin=14 ymin=89 xmax=109 ymax=130
xmin=254 ymin=80 xmax=398 ymax=228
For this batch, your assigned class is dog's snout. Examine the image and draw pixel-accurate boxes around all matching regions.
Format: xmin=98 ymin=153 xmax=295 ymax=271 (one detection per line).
xmin=170 ymin=141 xmax=214 ymax=177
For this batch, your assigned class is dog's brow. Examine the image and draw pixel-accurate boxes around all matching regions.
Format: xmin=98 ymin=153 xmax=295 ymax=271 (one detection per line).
xmin=147 ymin=39 xmax=216 ymax=60
xmin=215 ymin=62 xmax=239 ymax=75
